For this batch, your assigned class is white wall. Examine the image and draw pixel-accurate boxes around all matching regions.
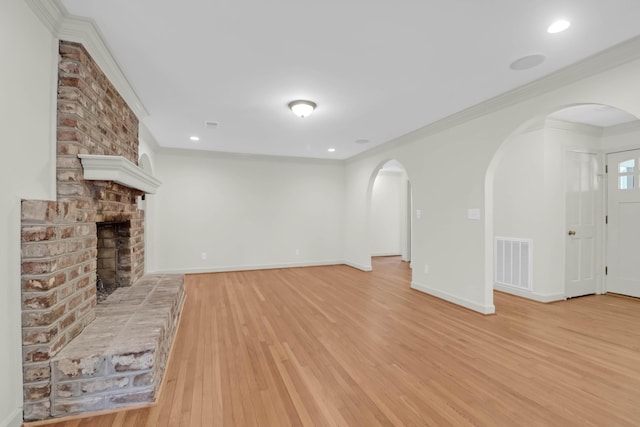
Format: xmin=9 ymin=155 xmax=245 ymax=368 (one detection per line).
xmin=345 ymin=54 xmax=640 ymax=315
xmin=347 ymin=121 xmax=498 ymax=313
xmin=138 ymin=124 xmax=160 ymax=273
xmin=152 ymin=150 xmax=345 ymax=273
xmin=493 ymin=127 xmax=548 ymax=297
xmin=399 ymin=175 xmax=411 ymax=262
xmin=138 ymin=125 xmax=159 ymax=172
xmin=0 ymin=1 xmax=57 ymax=425
xmin=370 ymin=171 xmax=403 ymax=256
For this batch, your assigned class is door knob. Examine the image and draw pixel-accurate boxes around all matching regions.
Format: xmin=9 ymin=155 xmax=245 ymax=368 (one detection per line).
xmin=567 ymin=230 xmax=576 ymax=236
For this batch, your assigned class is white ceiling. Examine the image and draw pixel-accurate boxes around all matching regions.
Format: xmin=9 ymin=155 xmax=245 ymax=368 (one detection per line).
xmin=59 ymin=0 xmax=640 ymax=160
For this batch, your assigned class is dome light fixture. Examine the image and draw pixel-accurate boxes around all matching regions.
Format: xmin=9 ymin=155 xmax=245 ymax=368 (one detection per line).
xmin=288 ymin=100 xmax=317 ymax=118
xmin=548 ymin=19 xmax=571 ymax=34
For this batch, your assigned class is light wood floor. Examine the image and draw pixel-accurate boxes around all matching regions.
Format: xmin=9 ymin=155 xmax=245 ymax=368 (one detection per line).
xmin=32 ymin=257 xmax=640 ymax=426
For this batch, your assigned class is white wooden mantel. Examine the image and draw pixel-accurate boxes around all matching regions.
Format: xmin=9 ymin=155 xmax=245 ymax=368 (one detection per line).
xmin=78 ymin=154 xmax=161 ymax=194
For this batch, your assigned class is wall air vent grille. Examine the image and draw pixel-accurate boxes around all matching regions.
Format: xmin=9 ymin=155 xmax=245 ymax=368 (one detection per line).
xmin=495 ymin=237 xmax=533 ymax=290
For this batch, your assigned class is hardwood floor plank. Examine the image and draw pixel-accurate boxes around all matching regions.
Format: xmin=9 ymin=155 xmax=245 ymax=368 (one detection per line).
xmin=29 ymin=257 xmax=640 ymax=426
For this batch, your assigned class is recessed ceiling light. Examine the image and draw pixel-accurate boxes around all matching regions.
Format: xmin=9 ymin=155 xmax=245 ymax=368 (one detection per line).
xmin=190 ymin=136 xmax=200 ymax=141
xmin=548 ymin=19 xmax=571 ymax=34
xmin=510 ymin=54 xmax=546 ymax=71
xmin=355 ymin=139 xmax=370 ymax=144
xmin=205 ymin=121 xmax=219 ymax=129
xmin=328 ymin=148 xmax=336 ymax=152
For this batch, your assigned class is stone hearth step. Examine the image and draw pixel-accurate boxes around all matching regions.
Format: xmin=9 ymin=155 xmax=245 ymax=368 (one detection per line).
xmin=50 ymin=274 xmax=185 ymax=417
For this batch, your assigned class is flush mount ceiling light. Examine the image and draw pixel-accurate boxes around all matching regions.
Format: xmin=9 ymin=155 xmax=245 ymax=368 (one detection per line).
xmin=328 ymin=148 xmax=336 ymax=152
xmin=189 ymin=136 xmax=200 ymax=141
xmin=548 ymin=19 xmax=571 ymax=34
xmin=288 ymin=100 xmax=317 ymax=118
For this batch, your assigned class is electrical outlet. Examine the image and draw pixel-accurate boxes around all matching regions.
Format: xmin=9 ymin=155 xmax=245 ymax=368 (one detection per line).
xmin=295 ymin=249 xmax=300 ymax=256
xmin=416 ymin=209 xmax=422 ymax=219
xmin=201 ymin=252 xmax=207 ymax=260
xmin=424 ymin=264 xmax=429 ymax=274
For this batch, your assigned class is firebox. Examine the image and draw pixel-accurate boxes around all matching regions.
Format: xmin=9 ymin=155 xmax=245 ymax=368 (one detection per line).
xmin=96 ymin=221 xmax=134 ymax=300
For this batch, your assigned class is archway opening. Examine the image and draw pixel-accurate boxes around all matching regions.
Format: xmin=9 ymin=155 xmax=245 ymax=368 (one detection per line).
xmin=367 ymin=159 xmax=412 ymax=271
xmin=486 ymin=103 xmax=640 ymax=308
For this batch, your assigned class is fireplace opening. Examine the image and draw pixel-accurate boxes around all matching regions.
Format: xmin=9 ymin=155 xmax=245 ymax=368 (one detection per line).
xmin=96 ymin=220 xmax=133 ymax=303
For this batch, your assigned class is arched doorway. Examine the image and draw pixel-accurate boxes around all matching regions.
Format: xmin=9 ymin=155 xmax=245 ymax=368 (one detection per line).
xmin=367 ymin=159 xmax=412 ymax=270
xmin=486 ymin=103 xmax=640 ymax=304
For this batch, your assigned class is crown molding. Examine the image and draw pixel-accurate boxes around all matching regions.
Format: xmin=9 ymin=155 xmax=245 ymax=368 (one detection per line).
xmin=348 ymin=35 xmax=640 ymax=163
xmin=544 ymin=118 xmax=604 ymax=137
xmin=158 ymin=146 xmax=346 ymax=166
xmin=602 ymin=119 xmax=640 ymax=137
xmin=25 ymin=0 xmax=148 ymax=119
xmin=24 ymin=0 xmax=65 ymax=33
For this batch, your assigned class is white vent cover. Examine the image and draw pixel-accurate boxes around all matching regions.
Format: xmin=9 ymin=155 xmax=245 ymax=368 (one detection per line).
xmin=495 ymin=237 xmax=532 ymax=291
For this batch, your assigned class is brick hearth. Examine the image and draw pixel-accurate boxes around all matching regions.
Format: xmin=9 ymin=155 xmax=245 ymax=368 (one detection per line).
xmin=50 ymin=275 xmax=184 ymax=416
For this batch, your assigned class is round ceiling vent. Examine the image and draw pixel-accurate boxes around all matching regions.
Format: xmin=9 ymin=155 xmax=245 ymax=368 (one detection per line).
xmin=510 ymin=54 xmax=546 ymax=71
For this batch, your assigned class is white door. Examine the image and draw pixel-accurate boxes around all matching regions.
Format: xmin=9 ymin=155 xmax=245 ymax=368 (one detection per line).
xmin=565 ymin=151 xmax=599 ymax=298
xmin=607 ymin=149 xmax=640 ymax=298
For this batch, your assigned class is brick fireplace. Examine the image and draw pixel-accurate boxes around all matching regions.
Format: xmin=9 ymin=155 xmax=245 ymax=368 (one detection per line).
xmin=20 ymin=41 xmax=162 ymax=420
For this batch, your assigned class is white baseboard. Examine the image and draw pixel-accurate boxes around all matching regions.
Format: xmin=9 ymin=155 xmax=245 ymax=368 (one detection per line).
xmin=411 ymin=281 xmax=495 ymax=315
xmin=152 ymin=259 xmax=345 ymax=275
xmin=1 ymin=408 xmax=22 ymax=427
xmin=370 ymin=252 xmax=401 ymax=257
xmin=343 ymin=261 xmax=372 ymax=272
xmin=494 ymin=284 xmax=565 ymax=303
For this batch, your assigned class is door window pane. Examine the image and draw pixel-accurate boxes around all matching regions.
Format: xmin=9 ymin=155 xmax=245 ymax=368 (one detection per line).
xmin=619 ymin=159 xmax=635 ymax=173
xmin=619 ymin=175 xmax=635 ymax=190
